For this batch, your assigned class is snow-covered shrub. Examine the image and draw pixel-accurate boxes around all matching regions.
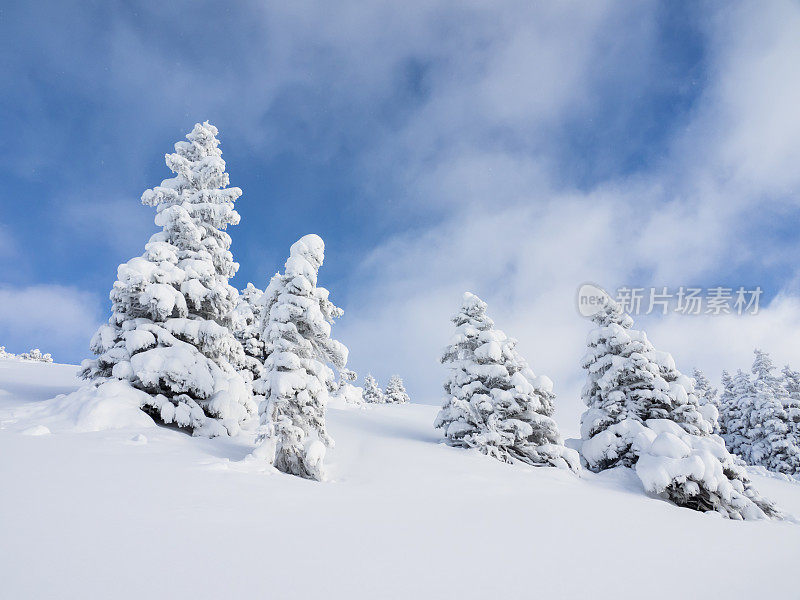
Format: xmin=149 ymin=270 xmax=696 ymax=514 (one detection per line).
xmin=436 ymin=292 xmax=579 ymax=472
xmin=385 ymin=375 xmax=410 ymax=404
xmin=253 ymin=234 xmax=348 ymax=481
xmin=331 ymin=368 xmax=363 ymax=405
xmin=20 ymin=349 xmax=53 ymax=363
xmin=693 ymin=368 xmax=719 ymax=433
xmin=634 ymin=419 xmax=778 ymax=519
xmin=80 ymin=122 xmax=256 ymax=437
xmin=580 ymin=301 xmax=779 ymax=519
xmin=1 ymin=347 xmax=54 ymax=362
xmin=362 ymin=374 xmax=385 ymax=404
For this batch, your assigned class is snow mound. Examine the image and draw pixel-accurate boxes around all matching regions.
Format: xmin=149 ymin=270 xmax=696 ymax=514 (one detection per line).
xmin=20 ymin=380 xmax=156 ymax=433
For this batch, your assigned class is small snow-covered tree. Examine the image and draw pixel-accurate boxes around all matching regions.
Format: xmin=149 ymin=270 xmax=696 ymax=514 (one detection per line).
xmin=231 ymin=282 xmax=266 ymax=382
xmin=80 ymin=122 xmax=256 ymax=437
xmin=782 ymin=365 xmax=800 ymax=439
xmin=580 ymin=301 xmax=779 ymax=519
xmin=693 ymin=368 xmax=720 ymax=433
xmin=385 ymin=375 xmax=410 ymax=404
xmin=717 ymin=370 xmax=734 ymax=439
xmin=720 ymin=370 xmax=756 ymax=461
xmin=435 ymin=292 xmax=579 ymax=472
xmin=782 ymin=365 xmax=800 ymax=402
xmin=362 ymin=374 xmax=385 ymax=404
xmin=0 ymin=346 xmax=11 ymax=359
xmin=254 ymin=234 xmax=348 ymax=481
xmin=747 ymin=350 xmax=800 ymax=475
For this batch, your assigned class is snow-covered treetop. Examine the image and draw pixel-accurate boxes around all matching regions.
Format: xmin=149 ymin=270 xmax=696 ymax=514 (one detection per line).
xmin=457 ymin=291 xmax=491 ymax=323
xmin=286 ymin=234 xmax=325 ymax=282
xmin=752 ymin=349 xmax=780 ymax=386
xmin=590 ymin=298 xmax=633 ymax=328
xmin=261 ymin=233 xmax=347 ymax=374
xmin=141 ymin=121 xmax=241 ymax=215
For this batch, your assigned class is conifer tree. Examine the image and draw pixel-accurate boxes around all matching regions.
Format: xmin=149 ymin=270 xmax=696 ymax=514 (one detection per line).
xmin=254 ymin=234 xmax=348 ymax=481
xmin=436 ymin=292 xmax=579 ymax=472
xmin=362 ymin=374 xmax=385 ymax=404
xmin=717 ymin=370 xmax=735 ymax=439
xmin=782 ymin=365 xmax=800 ymax=402
xmin=231 ymin=282 xmax=266 ymax=382
xmin=80 ymin=122 xmax=256 ymax=436
xmin=748 ymin=350 xmax=800 ymax=475
xmin=782 ymin=365 xmax=800 ymax=439
xmin=580 ymin=301 xmax=779 ymax=519
xmin=720 ymin=370 xmax=757 ymax=461
xmin=693 ymin=368 xmax=720 ymax=433
xmin=385 ymin=375 xmax=410 ymax=404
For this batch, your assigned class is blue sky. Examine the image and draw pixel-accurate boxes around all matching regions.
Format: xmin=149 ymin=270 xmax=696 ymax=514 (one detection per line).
xmin=2 ymin=1 xmax=800 ymax=423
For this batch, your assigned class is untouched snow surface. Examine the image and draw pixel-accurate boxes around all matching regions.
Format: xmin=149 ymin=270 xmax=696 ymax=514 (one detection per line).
xmin=1 ymin=359 xmax=799 ymax=599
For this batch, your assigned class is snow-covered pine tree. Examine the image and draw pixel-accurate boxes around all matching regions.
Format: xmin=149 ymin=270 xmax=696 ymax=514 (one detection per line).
xmin=254 ymin=234 xmax=348 ymax=481
xmin=385 ymin=375 xmax=410 ymax=404
xmin=717 ymin=370 xmax=734 ymax=439
xmin=362 ymin=374 xmax=385 ymax=404
xmin=435 ymin=292 xmax=579 ymax=472
xmin=231 ymin=282 xmax=266 ymax=383
xmin=748 ymin=350 xmax=800 ymax=475
xmin=782 ymin=365 xmax=800 ymax=440
xmin=80 ymin=122 xmax=256 ymax=437
xmin=782 ymin=365 xmax=800 ymax=402
xmin=720 ymin=369 xmax=757 ymax=462
xmin=693 ymin=368 xmax=720 ymax=433
xmin=580 ymin=300 xmax=779 ymax=519
xmin=580 ymin=300 xmax=652 ymax=470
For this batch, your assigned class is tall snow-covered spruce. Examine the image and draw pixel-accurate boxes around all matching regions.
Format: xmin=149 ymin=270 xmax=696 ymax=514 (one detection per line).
xmin=435 ymin=292 xmax=579 ymax=472
xmin=580 ymin=300 xmax=780 ymax=520
xmin=253 ymin=234 xmax=348 ymax=481
xmin=80 ymin=122 xmax=256 ymax=437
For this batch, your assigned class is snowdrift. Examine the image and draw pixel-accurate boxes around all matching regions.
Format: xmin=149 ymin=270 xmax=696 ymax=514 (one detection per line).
xmin=1 ymin=359 xmax=799 ymax=600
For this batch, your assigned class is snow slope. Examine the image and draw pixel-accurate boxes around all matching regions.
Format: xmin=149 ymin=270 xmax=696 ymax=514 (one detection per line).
xmin=1 ymin=360 xmax=799 ymax=599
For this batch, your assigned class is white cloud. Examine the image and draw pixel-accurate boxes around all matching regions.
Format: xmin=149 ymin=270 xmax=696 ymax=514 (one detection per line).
xmin=336 ymin=0 xmax=800 ymax=437
xmin=677 ymin=1 xmax=800 ymax=199
xmin=0 ymin=285 xmax=102 ymax=363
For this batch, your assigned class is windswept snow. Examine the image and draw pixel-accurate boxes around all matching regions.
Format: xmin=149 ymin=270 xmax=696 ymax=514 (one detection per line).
xmin=1 ymin=360 xmax=799 ymax=600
